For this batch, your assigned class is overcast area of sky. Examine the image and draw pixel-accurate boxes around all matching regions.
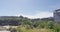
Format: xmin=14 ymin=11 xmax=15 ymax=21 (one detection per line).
xmin=0 ymin=0 xmax=60 ymax=19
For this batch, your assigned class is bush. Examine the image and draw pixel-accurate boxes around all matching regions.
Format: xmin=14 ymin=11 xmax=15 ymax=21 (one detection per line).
xmin=54 ymin=24 xmax=60 ymax=32
xmin=47 ymin=21 xmax=54 ymax=29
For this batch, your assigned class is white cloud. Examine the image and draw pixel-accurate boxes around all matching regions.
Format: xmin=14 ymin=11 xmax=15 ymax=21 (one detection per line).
xmin=15 ymin=12 xmax=53 ymax=19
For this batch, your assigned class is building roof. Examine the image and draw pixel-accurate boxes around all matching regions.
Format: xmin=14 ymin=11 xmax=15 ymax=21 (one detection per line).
xmin=55 ymin=9 xmax=60 ymax=11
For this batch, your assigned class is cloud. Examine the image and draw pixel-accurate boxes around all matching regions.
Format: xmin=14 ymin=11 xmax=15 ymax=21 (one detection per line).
xmin=15 ymin=12 xmax=53 ymax=19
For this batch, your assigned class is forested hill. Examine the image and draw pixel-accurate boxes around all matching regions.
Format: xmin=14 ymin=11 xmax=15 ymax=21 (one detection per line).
xmin=0 ymin=16 xmax=53 ymax=26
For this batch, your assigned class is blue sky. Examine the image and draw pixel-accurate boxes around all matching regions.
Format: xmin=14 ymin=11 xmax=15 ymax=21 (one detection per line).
xmin=0 ymin=0 xmax=60 ymax=18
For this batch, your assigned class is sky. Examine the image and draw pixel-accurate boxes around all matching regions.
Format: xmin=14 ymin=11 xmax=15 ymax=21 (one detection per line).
xmin=0 ymin=0 xmax=60 ymax=19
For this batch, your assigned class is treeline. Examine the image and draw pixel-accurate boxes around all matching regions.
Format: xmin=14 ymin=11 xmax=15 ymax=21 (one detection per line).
xmin=0 ymin=16 xmax=53 ymax=26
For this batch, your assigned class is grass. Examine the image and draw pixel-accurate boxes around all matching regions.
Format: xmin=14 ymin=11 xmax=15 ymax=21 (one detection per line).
xmin=17 ymin=26 xmax=55 ymax=32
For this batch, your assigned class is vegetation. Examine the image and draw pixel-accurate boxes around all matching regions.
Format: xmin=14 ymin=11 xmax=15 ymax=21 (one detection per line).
xmin=0 ymin=16 xmax=60 ymax=32
xmin=16 ymin=21 xmax=60 ymax=32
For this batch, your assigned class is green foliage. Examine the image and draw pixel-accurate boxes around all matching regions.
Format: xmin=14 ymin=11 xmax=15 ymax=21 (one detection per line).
xmin=0 ymin=16 xmax=59 ymax=32
xmin=17 ymin=21 xmax=60 ymax=32
xmin=46 ymin=21 xmax=54 ymax=29
xmin=53 ymin=24 xmax=60 ymax=32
